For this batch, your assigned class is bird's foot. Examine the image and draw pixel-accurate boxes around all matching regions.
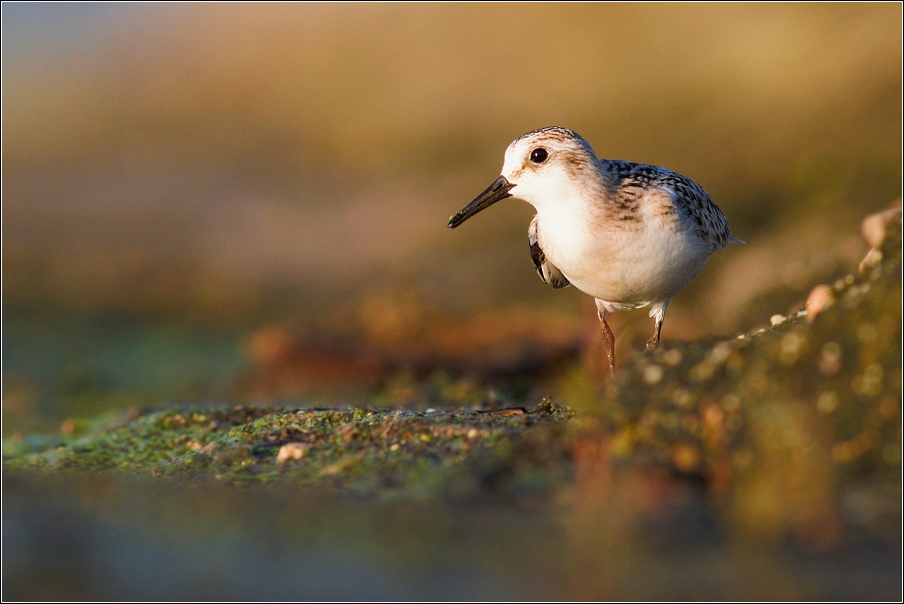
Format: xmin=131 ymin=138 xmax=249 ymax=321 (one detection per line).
xmin=644 ymin=337 xmax=659 ymax=354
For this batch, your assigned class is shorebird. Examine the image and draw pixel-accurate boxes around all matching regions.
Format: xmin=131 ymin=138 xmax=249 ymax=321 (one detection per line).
xmin=448 ymin=126 xmax=742 ymax=375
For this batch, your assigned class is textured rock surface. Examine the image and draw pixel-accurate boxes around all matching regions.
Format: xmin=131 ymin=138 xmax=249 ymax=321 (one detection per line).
xmin=4 ymin=214 xmax=900 ymax=600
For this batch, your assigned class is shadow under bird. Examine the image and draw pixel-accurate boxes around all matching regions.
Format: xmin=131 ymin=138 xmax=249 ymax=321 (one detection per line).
xmin=448 ymin=126 xmax=743 ymax=375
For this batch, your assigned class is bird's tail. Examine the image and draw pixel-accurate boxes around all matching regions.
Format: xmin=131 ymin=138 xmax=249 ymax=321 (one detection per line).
xmin=729 ymin=236 xmax=746 ymax=244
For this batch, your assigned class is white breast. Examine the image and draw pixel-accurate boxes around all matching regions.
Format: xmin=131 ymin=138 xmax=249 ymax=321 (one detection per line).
xmin=535 ymin=188 xmax=712 ymax=306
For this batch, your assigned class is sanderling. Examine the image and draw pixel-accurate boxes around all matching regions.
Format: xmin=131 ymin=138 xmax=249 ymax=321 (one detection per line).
xmin=448 ymin=126 xmax=742 ymax=375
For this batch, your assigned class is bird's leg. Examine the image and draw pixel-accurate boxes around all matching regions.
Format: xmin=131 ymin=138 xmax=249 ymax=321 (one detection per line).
xmin=645 ymin=300 xmax=670 ymax=353
xmin=595 ymin=299 xmax=616 ymax=376
xmin=645 ymin=318 xmax=663 ymax=353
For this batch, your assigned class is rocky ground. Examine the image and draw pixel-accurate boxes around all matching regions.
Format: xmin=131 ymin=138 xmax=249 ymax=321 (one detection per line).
xmin=3 ymin=211 xmax=901 ymax=600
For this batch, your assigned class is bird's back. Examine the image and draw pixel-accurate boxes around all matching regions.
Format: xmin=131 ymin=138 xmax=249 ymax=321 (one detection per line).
xmin=599 ymin=159 xmax=735 ymax=253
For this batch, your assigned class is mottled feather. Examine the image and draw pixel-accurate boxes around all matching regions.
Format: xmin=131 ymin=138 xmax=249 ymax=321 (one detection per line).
xmin=528 ymin=215 xmax=571 ymax=289
xmin=600 ymin=160 xmax=735 ymax=251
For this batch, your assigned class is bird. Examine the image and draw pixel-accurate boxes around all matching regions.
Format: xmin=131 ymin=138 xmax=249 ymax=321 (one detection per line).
xmin=447 ymin=126 xmax=742 ymax=375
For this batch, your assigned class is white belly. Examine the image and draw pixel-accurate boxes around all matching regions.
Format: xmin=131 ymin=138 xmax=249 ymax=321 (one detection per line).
xmin=537 ymin=201 xmax=711 ymax=306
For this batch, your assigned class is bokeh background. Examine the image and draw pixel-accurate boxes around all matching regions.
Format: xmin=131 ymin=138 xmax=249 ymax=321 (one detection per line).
xmin=3 ymin=3 xmax=901 ymax=432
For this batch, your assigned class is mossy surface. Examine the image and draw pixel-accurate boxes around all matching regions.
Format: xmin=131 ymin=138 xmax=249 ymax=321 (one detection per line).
xmin=3 ymin=218 xmax=901 ymax=600
xmin=583 ymin=215 xmax=902 ymax=542
xmin=4 ymin=219 xmax=901 ymax=519
xmin=3 ymin=402 xmax=574 ymax=499
xmin=609 ymin=217 xmax=901 ymax=462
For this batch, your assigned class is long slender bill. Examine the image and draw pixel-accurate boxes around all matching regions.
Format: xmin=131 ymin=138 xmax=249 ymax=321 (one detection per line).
xmin=448 ymin=175 xmax=514 ymax=229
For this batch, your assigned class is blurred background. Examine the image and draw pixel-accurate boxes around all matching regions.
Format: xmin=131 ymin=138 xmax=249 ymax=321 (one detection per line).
xmin=3 ymin=3 xmax=901 ymax=432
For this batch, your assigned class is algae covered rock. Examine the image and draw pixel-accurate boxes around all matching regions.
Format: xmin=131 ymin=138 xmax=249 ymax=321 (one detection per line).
xmin=3 ymin=213 xmax=900 ymax=541
xmin=3 ymin=403 xmax=575 ymax=500
xmin=592 ymin=210 xmax=901 ymax=542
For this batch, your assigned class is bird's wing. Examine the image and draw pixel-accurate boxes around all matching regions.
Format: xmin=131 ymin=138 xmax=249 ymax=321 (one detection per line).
xmin=664 ymin=175 xmax=733 ymax=252
xmin=529 ymin=215 xmax=571 ymax=289
xmin=605 ymin=161 xmax=735 ymax=252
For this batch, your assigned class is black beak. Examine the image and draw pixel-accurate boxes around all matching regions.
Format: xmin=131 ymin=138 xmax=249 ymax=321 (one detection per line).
xmin=448 ymin=176 xmax=514 ymax=229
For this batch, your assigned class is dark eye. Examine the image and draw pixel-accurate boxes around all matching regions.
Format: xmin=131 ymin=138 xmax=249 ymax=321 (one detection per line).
xmin=530 ymin=148 xmax=548 ymax=163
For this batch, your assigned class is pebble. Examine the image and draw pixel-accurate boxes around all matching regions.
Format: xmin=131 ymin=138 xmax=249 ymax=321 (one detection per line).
xmin=859 ymin=248 xmax=883 ymax=273
xmin=276 ymin=442 xmax=307 ymax=463
xmin=643 ymin=364 xmax=664 ymax=384
xmin=805 ymin=284 xmax=834 ymax=323
xmin=861 ymin=205 xmax=902 ymax=248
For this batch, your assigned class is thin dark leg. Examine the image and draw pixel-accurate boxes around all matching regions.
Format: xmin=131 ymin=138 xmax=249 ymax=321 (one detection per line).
xmin=645 ymin=317 xmax=663 ymax=353
xmin=645 ymin=300 xmax=669 ymax=353
xmin=597 ymin=307 xmax=616 ymax=377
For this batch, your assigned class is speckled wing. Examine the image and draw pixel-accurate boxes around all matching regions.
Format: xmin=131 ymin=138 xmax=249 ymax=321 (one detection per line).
xmin=603 ymin=161 xmax=736 ymax=252
xmin=528 ymin=215 xmax=571 ymax=289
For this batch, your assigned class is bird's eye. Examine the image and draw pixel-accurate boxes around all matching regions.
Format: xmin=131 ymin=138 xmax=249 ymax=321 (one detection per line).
xmin=530 ymin=148 xmax=548 ymax=163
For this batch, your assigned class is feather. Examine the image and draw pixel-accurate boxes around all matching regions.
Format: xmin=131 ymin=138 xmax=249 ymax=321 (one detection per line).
xmin=528 ymin=215 xmax=571 ymax=289
xmin=601 ymin=160 xmax=737 ymax=252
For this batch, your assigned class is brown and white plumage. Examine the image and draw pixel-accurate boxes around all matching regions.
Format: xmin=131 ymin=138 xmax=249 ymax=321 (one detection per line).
xmin=448 ymin=126 xmax=742 ymax=374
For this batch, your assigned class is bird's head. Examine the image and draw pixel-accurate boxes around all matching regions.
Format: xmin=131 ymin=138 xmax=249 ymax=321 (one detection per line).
xmin=448 ymin=127 xmax=599 ymax=228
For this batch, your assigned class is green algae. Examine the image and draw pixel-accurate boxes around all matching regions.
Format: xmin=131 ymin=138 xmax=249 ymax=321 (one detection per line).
xmin=4 ymin=217 xmax=901 ymax=542
xmin=3 ymin=401 xmax=575 ymax=499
